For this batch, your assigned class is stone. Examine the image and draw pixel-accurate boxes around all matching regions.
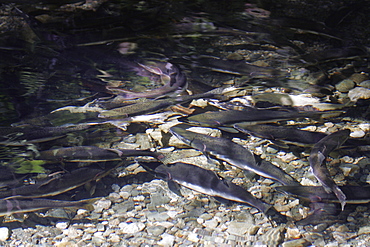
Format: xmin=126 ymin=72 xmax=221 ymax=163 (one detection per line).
xmin=0 ymin=227 xmax=9 ymax=241
xmin=282 ymin=239 xmax=309 ymax=247
xmin=348 ymin=87 xmax=370 ymax=101
xmin=226 ymin=221 xmax=255 ymax=236
xmin=335 ymin=79 xmax=355 ymax=92
xmin=350 ymin=130 xmax=366 ymax=138
xmin=158 ymin=233 xmax=175 ymax=246
xmin=359 ymin=80 xmax=370 ymax=89
xmin=93 ymin=199 xmax=112 ymax=213
xmin=118 ymin=222 xmax=145 ymax=234
xmin=358 ymin=226 xmax=370 ymax=235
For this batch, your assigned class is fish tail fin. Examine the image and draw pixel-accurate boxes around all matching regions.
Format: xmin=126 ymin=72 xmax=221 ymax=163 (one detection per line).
xmin=333 ymin=187 xmax=346 ymax=211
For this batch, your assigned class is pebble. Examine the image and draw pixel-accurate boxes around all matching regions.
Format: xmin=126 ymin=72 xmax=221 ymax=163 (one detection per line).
xmin=158 ymin=233 xmax=175 ymax=246
xmin=359 ymin=80 xmax=370 ymax=89
xmin=350 ymin=129 xmax=366 ymax=138
xmin=0 ymin=227 xmax=9 ymax=241
xmin=348 ymin=87 xmax=370 ymax=101
xmin=349 ymin=73 xmax=368 ymax=84
xmin=93 ymin=199 xmax=112 ymax=213
xmin=226 ymin=221 xmax=255 ymax=236
xmin=118 ymin=222 xmax=146 ymax=234
xmin=358 ymin=226 xmax=370 ymax=235
xmin=282 ymin=238 xmax=310 ymax=247
xmin=335 ymin=79 xmax=355 ymax=92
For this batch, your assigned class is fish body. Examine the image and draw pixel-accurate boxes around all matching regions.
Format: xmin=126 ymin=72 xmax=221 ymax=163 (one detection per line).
xmin=234 ymin=123 xmax=327 ymax=145
xmin=0 ymin=198 xmax=97 ymax=217
xmin=277 ymin=185 xmax=370 ymax=204
xmin=187 ymin=108 xmax=320 ymax=127
xmin=170 ymin=125 xmax=299 ymax=186
xmin=0 ymin=168 xmax=105 ymax=200
xmin=148 ymin=162 xmax=271 ymax=214
xmin=37 ymin=146 xmax=158 ymax=162
xmin=108 ymin=62 xmax=187 ymax=100
xmin=98 ymin=92 xmax=215 ymax=119
xmin=309 ymin=129 xmax=350 ymax=210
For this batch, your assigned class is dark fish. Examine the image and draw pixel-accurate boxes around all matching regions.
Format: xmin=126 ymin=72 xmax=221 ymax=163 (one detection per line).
xmin=309 ymin=129 xmax=350 ymax=210
xmin=107 ymin=62 xmax=187 ymax=100
xmin=0 ymin=198 xmax=97 ymax=217
xmin=144 ymin=162 xmax=271 ymax=214
xmin=195 ymin=56 xmax=279 ymax=78
xmin=37 ymin=146 xmax=159 ymax=162
xmin=0 ymin=124 xmax=91 ymax=145
xmin=170 ymin=124 xmax=299 ymax=186
xmin=234 ymin=124 xmax=327 ymax=146
xmin=234 ymin=123 xmax=368 ymax=147
xmin=0 ymin=168 xmax=105 ymax=200
xmin=186 ymin=108 xmax=321 ymax=127
xmin=276 ymin=185 xmax=370 ymax=204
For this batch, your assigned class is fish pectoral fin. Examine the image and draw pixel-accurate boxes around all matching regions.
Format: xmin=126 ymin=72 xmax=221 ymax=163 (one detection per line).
xmin=167 ymin=181 xmax=182 ymax=197
xmin=214 ymin=172 xmax=230 ymax=187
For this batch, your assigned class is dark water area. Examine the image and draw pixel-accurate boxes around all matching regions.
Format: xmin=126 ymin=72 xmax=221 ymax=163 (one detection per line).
xmin=0 ymin=0 xmax=370 ymax=245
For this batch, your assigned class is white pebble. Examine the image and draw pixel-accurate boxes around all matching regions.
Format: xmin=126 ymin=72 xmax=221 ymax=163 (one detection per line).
xmin=0 ymin=227 xmax=9 ymax=241
xmin=56 ymin=222 xmax=69 ymax=230
xmin=158 ymin=233 xmax=175 ymax=246
xmin=118 ymin=222 xmax=145 ymax=234
xmin=350 ymin=130 xmax=365 ymax=138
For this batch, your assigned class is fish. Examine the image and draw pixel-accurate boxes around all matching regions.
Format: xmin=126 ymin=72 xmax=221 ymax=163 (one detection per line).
xmin=0 ymin=198 xmax=98 ymax=217
xmin=194 ymin=56 xmax=280 ymax=78
xmin=107 ymin=62 xmax=187 ymax=100
xmin=276 ymin=185 xmax=370 ymax=204
xmin=98 ymin=92 xmax=217 ymax=119
xmin=186 ymin=108 xmax=322 ymax=127
xmin=234 ymin=123 xmax=328 ymax=146
xmin=235 ymin=123 xmax=369 ymax=147
xmin=142 ymin=161 xmax=271 ymax=214
xmin=0 ymin=124 xmax=91 ymax=145
xmin=0 ymin=168 xmax=106 ymax=200
xmin=309 ymin=129 xmax=350 ymax=210
xmin=37 ymin=146 xmax=159 ymax=162
xmin=170 ymin=124 xmax=299 ymax=186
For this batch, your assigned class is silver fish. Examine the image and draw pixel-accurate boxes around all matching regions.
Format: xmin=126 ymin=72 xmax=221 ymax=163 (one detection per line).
xmin=309 ymin=129 xmax=350 ymax=210
xmin=37 ymin=146 xmax=159 ymax=162
xmin=186 ymin=108 xmax=321 ymax=127
xmin=148 ymin=162 xmax=271 ymax=214
xmin=0 ymin=168 xmax=105 ymax=200
xmin=0 ymin=198 xmax=97 ymax=217
xmin=170 ymin=124 xmax=299 ymax=186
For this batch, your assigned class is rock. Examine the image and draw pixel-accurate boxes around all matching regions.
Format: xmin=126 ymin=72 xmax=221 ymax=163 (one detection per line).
xmin=0 ymin=227 xmax=9 ymax=241
xmin=93 ymin=199 xmax=112 ymax=213
xmin=350 ymin=129 xmax=366 ymax=138
xmin=359 ymin=80 xmax=370 ymax=89
xmin=339 ymin=163 xmax=359 ymax=177
xmin=335 ymin=79 xmax=355 ymax=92
xmin=348 ymin=87 xmax=370 ymax=101
xmin=158 ymin=233 xmax=175 ymax=246
xmin=202 ymin=218 xmax=219 ymax=229
xmin=358 ymin=226 xmax=370 ymax=235
xmin=147 ymin=225 xmax=166 ymax=236
xmin=282 ymin=239 xmax=310 ymax=247
xmin=349 ymin=73 xmax=368 ymax=84
xmin=118 ymin=222 xmax=145 ymax=234
xmin=226 ymin=221 xmax=255 ymax=236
